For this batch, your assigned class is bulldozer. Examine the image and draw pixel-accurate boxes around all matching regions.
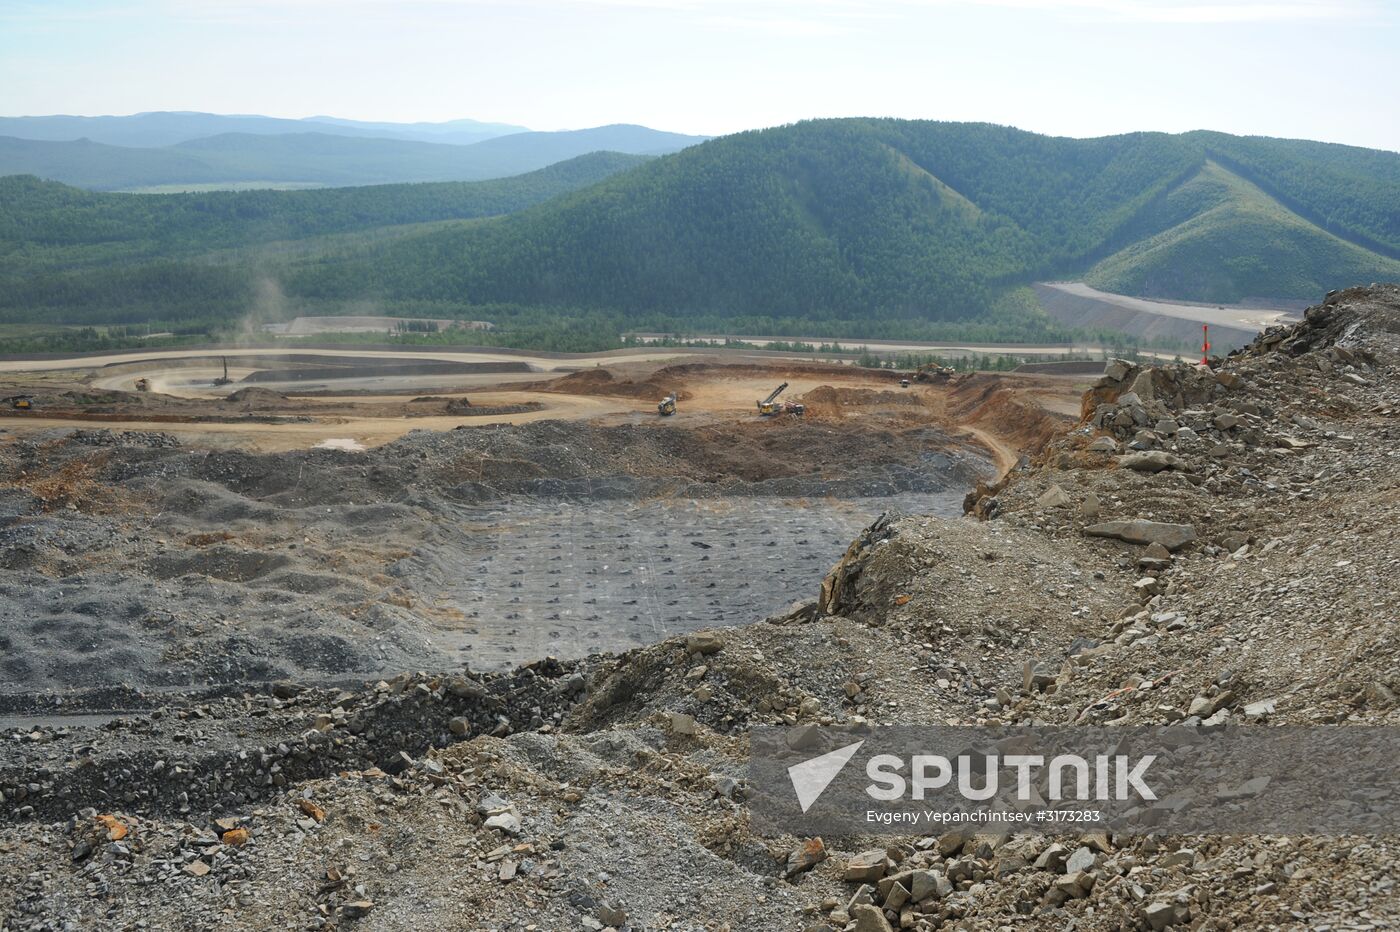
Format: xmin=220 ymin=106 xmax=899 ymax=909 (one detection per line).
xmin=5 ymin=395 xmax=33 ymax=411
xmin=657 ymin=392 xmax=677 ymax=416
xmin=757 ymin=382 xmax=805 ymax=417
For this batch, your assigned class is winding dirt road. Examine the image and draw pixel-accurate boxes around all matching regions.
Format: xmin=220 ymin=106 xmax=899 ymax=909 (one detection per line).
xmin=1 ymin=347 xmax=1084 ymax=467
xmin=0 ymin=346 xmax=701 ymax=376
xmin=3 ymin=392 xmax=641 ymax=452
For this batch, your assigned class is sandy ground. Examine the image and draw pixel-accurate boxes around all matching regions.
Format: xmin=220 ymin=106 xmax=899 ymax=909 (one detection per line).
xmin=88 ymin=366 xmax=555 ymax=396
xmin=4 ymin=351 xmax=1083 ymax=458
xmin=627 ymin=332 xmax=1127 ymax=357
xmin=0 ymin=346 xmax=706 ymax=375
xmin=3 ymin=392 xmax=637 ymax=451
xmin=1040 ymin=281 xmax=1302 ymax=330
xmin=0 ymin=354 xmax=1047 ymax=445
xmin=649 ymin=373 xmax=880 ymax=413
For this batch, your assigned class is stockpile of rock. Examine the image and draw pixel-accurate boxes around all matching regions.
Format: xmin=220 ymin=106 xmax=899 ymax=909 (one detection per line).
xmin=804 ymin=287 xmax=1400 ymax=928
xmin=820 ymin=831 xmax=1400 ymax=931
xmin=68 ymin=429 xmax=182 ymax=448
xmin=0 ymin=662 xmax=591 ymax=825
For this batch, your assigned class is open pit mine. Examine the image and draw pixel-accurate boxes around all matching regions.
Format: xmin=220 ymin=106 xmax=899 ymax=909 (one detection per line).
xmin=1 ymin=286 xmax=1398 ymax=930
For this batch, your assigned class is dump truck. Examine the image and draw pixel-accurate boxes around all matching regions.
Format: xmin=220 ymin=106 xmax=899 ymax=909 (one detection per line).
xmin=657 ymin=392 xmax=677 ymax=416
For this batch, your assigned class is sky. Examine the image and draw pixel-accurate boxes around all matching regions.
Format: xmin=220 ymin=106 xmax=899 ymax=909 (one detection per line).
xmin=2 ymin=0 xmax=1398 ymax=151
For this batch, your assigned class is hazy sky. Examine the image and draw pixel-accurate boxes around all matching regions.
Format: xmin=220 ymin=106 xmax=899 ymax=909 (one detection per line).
xmin=3 ymin=0 xmax=1398 ymax=150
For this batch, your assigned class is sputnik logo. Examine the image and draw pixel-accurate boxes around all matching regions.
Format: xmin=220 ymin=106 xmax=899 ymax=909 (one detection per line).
xmin=788 ymin=740 xmax=864 ymax=813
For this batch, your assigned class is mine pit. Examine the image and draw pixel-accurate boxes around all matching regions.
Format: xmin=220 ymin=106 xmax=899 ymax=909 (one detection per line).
xmin=0 ymin=349 xmax=1069 ymax=699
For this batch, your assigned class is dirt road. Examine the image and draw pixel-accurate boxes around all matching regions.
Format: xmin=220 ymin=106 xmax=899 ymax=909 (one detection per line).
xmin=3 ymin=392 xmax=639 ymax=451
xmin=956 ymin=423 xmax=1020 ymax=474
xmin=627 ymin=331 xmax=1124 ymax=357
xmin=0 ymin=346 xmax=701 ymax=376
xmin=1040 ymin=281 xmax=1301 ymax=330
xmin=0 ymin=354 xmax=1082 ymax=470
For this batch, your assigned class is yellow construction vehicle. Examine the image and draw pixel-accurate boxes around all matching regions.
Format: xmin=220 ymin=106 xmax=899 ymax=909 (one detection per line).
xmin=658 ymin=392 xmax=677 ymax=416
xmin=913 ymin=363 xmax=954 ymax=383
xmin=757 ymin=382 xmax=805 ymax=417
xmin=5 ymin=395 xmax=33 ymax=411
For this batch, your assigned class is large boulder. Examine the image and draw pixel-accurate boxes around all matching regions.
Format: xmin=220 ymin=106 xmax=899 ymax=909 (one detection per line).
xmin=1084 ymin=519 xmax=1196 ymax=551
xmin=1119 ymin=451 xmax=1187 ymax=473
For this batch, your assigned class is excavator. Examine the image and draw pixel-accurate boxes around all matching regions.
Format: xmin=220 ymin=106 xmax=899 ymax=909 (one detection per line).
xmin=213 ymin=357 xmax=233 ymax=387
xmin=912 ymin=362 xmax=954 ymax=383
xmin=657 ymin=392 xmax=677 ymax=416
xmin=757 ymin=382 xmax=805 ymax=417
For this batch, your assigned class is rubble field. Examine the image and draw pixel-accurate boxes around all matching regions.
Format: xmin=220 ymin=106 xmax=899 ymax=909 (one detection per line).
xmin=1 ymin=287 xmax=1397 ymax=931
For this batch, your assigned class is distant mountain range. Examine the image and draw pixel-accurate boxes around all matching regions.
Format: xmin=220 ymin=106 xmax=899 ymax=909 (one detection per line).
xmin=0 ymin=111 xmax=708 ymax=189
xmin=299 ymin=116 xmax=531 ymax=146
xmin=0 ymin=111 xmax=528 ymax=148
xmin=2 ymin=119 xmax=1397 ymax=345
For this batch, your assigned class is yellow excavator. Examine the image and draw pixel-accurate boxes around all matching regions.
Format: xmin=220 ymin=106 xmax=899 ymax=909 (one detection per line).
xmin=913 ymin=363 xmax=954 ymax=383
xmin=658 ymin=392 xmax=677 ymax=416
xmin=757 ymin=382 xmax=805 ymax=417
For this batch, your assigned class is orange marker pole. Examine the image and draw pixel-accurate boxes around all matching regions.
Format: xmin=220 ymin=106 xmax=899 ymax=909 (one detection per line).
xmin=1201 ymin=324 xmax=1210 ymax=365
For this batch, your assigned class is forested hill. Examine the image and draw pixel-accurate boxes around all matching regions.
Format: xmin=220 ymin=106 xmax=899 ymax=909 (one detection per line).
xmin=286 ymin=120 xmax=1400 ymax=316
xmin=0 ymin=152 xmax=648 ymax=331
xmin=0 ymin=151 xmax=648 ymax=258
xmin=1184 ymin=131 xmax=1400 ymax=258
xmin=3 ymin=120 xmax=1398 ymax=342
